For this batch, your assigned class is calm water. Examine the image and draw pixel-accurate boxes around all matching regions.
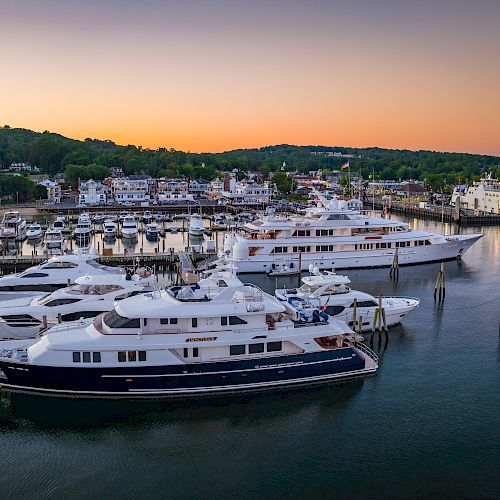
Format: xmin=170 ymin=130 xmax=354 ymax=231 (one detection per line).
xmin=1 ymin=217 xmax=499 ymax=499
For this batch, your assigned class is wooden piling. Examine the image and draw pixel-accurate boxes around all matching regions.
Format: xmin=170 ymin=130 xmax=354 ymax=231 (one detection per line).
xmin=390 ymin=248 xmax=399 ymax=280
xmin=434 ymin=262 xmax=446 ymax=302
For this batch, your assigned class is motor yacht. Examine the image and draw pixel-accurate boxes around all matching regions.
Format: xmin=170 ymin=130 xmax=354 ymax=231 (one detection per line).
xmin=188 ymin=214 xmax=205 ymax=236
xmin=0 ymin=269 xmax=377 ymax=397
xmin=93 ymin=213 xmax=105 ymax=224
xmin=51 ymin=215 xmax=68 ymax=233
xmin=146 ymin=223 xmax=160 ymax=240
xmin=0 ymin=211 xmax=27 ymax=241
xmin=103 ymin=220 xmax=117 ymax=238
xmin=26 ymin=224 xmax=43 ymax=240
xmin=275 ymin=266 xmax=419 ymax=332
xmin=118 ymin=211 xmax=128 ymax=222
xmin=74 ymin=213 xmax=92 ymax=240
xmin=0 ymin=271 xmax=155 ymax=340
xmin=44 ymin=228 xmax=65 ymax=256
xmin=121 ymin=215 xmax=138 ymax=239
xmin=223 ymin=191 xmax=483 ymax=273
xmin=142 ymin=211 xmax=153 ymax=224
xmin=0 ymin=250 xmax=124 ymax=295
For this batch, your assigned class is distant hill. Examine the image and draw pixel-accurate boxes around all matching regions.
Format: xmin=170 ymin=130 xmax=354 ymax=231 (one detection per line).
xmin=1 ymin=126 xmax=498 ymax=190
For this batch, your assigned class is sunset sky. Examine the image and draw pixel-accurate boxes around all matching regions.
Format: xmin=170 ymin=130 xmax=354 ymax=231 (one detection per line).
xmin=1 ymin=0 xmax=499 ymax=155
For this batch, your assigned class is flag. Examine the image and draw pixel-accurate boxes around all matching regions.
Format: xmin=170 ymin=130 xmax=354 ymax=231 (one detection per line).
xmin=340 ymin=162 xmax=349 ymax=170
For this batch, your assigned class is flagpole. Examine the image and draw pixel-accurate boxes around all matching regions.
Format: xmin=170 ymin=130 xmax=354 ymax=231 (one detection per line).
xmin=348 ymin=160 xmax=351 ymax=197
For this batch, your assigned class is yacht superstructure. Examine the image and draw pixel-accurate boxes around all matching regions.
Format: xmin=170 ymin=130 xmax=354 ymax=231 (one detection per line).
xmin=0 ymin=268 xmax=378 ymax=397
xmin=223 ymin=193 xmax=483 ymax=272
xmin=0 ymin=211 xmax=27 ymax=240
xmin=188 ymin=214 xmax=205 ymax=236
xmin=121 ymin=215 xmax=138 ymax=239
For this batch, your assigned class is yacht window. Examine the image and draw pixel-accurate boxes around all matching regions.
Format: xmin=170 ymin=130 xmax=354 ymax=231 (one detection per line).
xmin=351 ymin=300 xmax=378 ymax=308
xmin=93 ymin=352 xmax=101 ymax=363
xmin=118 ymin=351 xmax=126 ymax=362
xmin=82 ymin=352 xmax=91 ymax=363
xmin=115 ymin=290 xmax=144 ymax=300
xmin=73 ymin=352 xmax=81 ymax=363
xmin=325 ymin=305 xmax=345 ymax=316
xmin=328 ymin=214 xmax=349 ymax=220
xmin=192 ymin=318 xmax=198 ymax=328
xmin=160 ymin=318 xmax=178 ymax=325
xmin=217 ymin=280 xmax=228 ymax=287
xmin=104 ymin=310 xmax=140 ymax=328
xmin=267 ymin=341 xmax=282 ymax=352
xmin=293 ymin=246 xmax=311 ymax=253
xmin=44 ymin=298 xmax=82 ymax=307
xmin=1 ymin=314 xmax=41 ymax=325
xmin=183 ymin=348 xmax=189 ymax=358
xmin=43 ymin=262 xmax=78 ymax=269
xmin=229 ymin=316 xmax=247 ymax=325
xmin=425 ymin=240 xmax=431 ymax=245
xmin=21 ymin=272 xmax=49 ymax=278
xmin=272 ymin=246 xmax=288 ymax=254
xmin=61 ymin=311 xmax=102 ymax=321
xmin=230 ymin=345 xmax=245 ymax=356
xmin=128 ymin=351 xmax=137 ymax=362
xmin=249 ymin=343 xmax=265 ymax=354
xmin=193 ymin=348 xmax=199 ymax=357
xmin=138 ymin=351 xmax=146 ymax=361
xmin=221 ymin=317 xmax=228 ymax=326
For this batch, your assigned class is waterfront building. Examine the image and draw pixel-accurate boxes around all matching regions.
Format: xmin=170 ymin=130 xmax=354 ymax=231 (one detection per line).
xmin=451 ymin=175 xmax=500 ymax=214
xmin=188 ymin=178 xmax=210 ymax=197
xmin=7 ymin=162 xmax=40 ymax=173
xmin=221 ymin=180 xmax=275 ymax=206
xmin=79 ymin=179 xmax=107 ymax=205
xmin=111 ymin=177 xmax=149 ymax=204
xmin=157 ymin=179 xmax=194 ymax=202
xmin=39 ymin=179 xmax=62 ymax=204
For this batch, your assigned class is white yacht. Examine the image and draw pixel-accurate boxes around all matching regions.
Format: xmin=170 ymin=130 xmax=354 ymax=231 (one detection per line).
xmin=103 ymin=220 xmax=117 ymax=238
xmin=0 ymin=272 xmax=155 ymax=340
xmin=93 ymin=213 xmax=105 ymax=224
xmin=142 ymin=211 xmax=153 ymax=224
xmin=52 ymin=215 xmax=68 ymax=233
xmin=275 ymin=267 xmax=419 ymax=332
xmin=223 ymin=192 xmax=483 ymax=273
xmin=0 ymin=211 xmax=27 ymax=240
xmin=26 ymin=224 xmax=43 ymax=240
xmin=0 ymin=250 xmax=124 ymax=295
xmin=121 ymin=215 xmax=138 ymax=239
xmin=145 ymin=223 xmax=160 ymax=240
xmin=44 ymin=228 xmax=65 ymax=256
xmin=188 ymin=214 xmax=205 ymax=236
xmin=74 ymin=213 xmax=92 ymax=240
xmin=0 ymin=268 xmax=377 ymax=397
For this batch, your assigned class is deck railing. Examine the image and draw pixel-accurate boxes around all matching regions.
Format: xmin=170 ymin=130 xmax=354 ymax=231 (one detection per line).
xmin=355 ymin=341 xmax=378 ymax=364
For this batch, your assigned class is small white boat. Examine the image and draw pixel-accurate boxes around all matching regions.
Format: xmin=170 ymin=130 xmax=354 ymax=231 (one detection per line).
xmin=0 ymin=211 xmax=27 ymax=240
xmin=146 ymin=223 xmax=160 ymax=240
xmin=26 ymin=224 xmax=43 ymax=240
xmin=52 ymin=215 xmax=67 ymax=232
xmin=93 ymin=213 xmax=105 ymax=224
xmin=74 ymin=213 xmax=92 ymax=240
xmin=44 ymin=228 xmax=65 ymax=255
xmin=267 ymin=265 xmax=300 ymax=277
xmin=170 ymin=226 xmax=178 ymax=234
xmin=143 ymin=211 xmax=153 ymax=224
xmin=121 ymin=215 xmax=138 ymax=239
xmin=103 ymin=220 xmax=117 ymax=238
xmin=188 ymin=214 xmax=205 ymax=236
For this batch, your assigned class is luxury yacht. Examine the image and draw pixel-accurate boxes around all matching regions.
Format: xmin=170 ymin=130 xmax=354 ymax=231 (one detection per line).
xmin=74 ymin=213 xmax=92 ymax=240
xmin=0 ymin=271 xmax=155 ymax=340
xmin=26 ymin=224 xmax=43 ymax=240
xmin=44 ymin=228 xmax=65 ymax=256
xmin=223 ymin=192 xmax=483 ymax=273
xmin=146 ymin=223 xmax=160 ymax=240
xmin=121 ymin=215 xmax=138 ymax=239
xmin=51 ymin=215 xmax=68 ymax=233
xmin=0 ymin=211 xmax=27 ymax=240
xmin=142 ymin=211 xmax=153 ymax=224
xmin=275 ymin=267 xmax=419 ymax=332
xmin=103 ymin=219 xmax=117 ymax=238
xmin=188 ymin=214 xmax=205 ymax=236
xmin=0 ymin=268 xmax=378 ymax=397
xmin=0 ymin=250 xmax=124 ymax=295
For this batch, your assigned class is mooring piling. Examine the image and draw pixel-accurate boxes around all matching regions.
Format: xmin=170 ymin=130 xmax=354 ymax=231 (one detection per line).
xmin=434 ymin=262 xmax=446 ymax=302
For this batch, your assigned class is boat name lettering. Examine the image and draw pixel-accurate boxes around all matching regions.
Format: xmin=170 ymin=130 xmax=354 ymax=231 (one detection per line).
xmin=186 ymin=337 xmax=217 ymax=342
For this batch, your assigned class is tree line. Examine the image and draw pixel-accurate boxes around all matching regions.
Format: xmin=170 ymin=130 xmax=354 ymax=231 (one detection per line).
xmin=1 ymin=126 xmax=498 ymax=193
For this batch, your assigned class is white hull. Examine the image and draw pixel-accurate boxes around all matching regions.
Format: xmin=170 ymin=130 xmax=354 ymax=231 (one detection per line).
xmin=189 ymin=229 xmax=205 ymax=236
xmin=230 ymin=234 xmax=482 ymax=272
xmin=26 ymin=232 xmax=43 ymax=240
xmin=122 ymin=230 xmax=138 ymax=239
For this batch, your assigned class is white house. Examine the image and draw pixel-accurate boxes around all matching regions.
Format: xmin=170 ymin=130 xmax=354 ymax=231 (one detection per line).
xmin=111 ymin=178 xmax=149 ymax=204
xmin=157 ymin=179 xmax=194 ymax=202
xmin=79 ymin=179 xmax=107 ymax=205
xmin=39 ymin=179 xmax=61 ymax=204
xmin=451 ymin=175 xmax=500 ymax=214
xmin=188 ymin=178 xmax=210 ymax=197
xmin=221 ymin=180 xmax=275 ymax=206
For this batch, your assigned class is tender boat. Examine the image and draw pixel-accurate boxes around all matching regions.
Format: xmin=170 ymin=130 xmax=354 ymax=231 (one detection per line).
xmin=0 ymin=250 xmax=124 ymax=295
xmin=121 ymin=216 xmax=138 ymax=239
xmin=0 ymin=211 xmax=27 ymax=241
xmin=188 ymin=214 xmax=205 ymax=236
xmin=0 ymin=266 xmax=378 ymax=397
xmin=74 ymin=213 xmax=92 ymax=240
xmin=26 ymin=224 xmax=43 ymax=240
xmin=267 ymin=265 xmax=300 ymax=277
xmin=146 ymin=223 xmax=160 ymax=240
xmin=275 ymin=266 xmax=420 ymax=331
xmin=52 ymin=215 xmax=68 ymax=233
xmin=43 ymin=228 xmax=65 ymax=256
xmin=0 ymin=271 xmax=155 ymax=340
xmin=103 ymin=220 xmax=117 ymax=238
xmin=223 ymin=191 xmax=483 ymax=273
